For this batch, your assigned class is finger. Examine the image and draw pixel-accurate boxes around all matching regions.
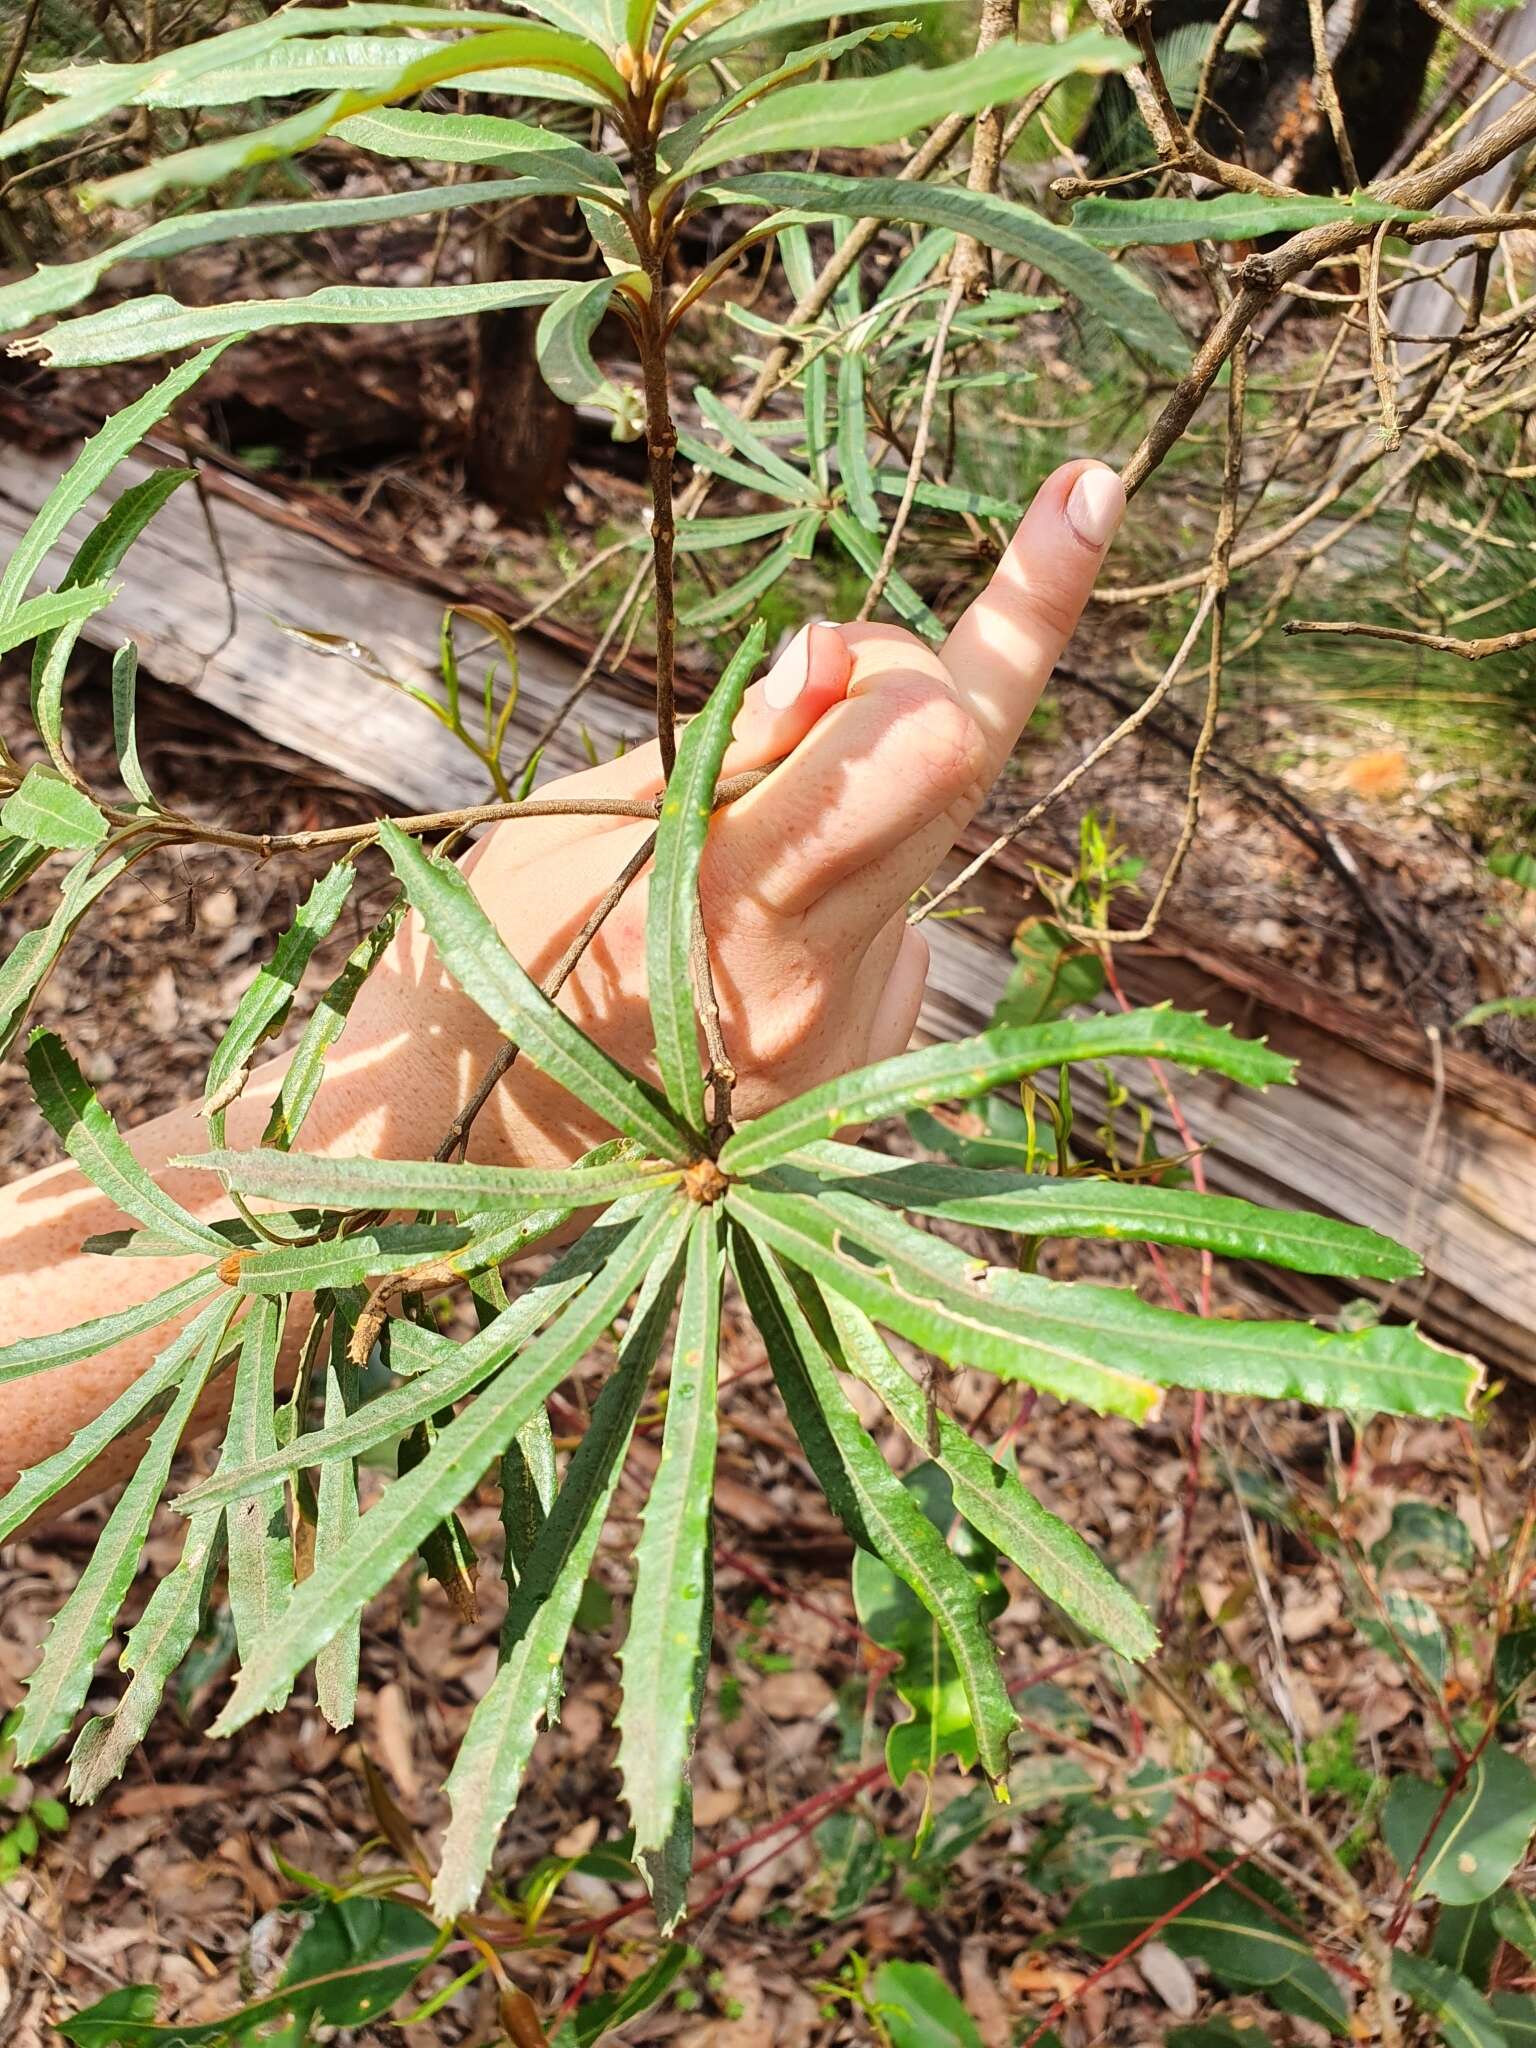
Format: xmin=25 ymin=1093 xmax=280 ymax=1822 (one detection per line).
xmin=709 ymin=628 xmax=986 ymax=918
xmin=861 ymin=925 xmax=929 ymax=1066
xmin=942 ymin=458 xmax=1123 ymax=780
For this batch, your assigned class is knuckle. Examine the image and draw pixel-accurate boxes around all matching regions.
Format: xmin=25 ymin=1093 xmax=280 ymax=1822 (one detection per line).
xmin=891 ymin=681 xmax=989 ymax=815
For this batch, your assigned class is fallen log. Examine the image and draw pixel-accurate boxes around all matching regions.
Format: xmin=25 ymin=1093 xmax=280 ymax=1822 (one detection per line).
xmin=2 ymin=436 xmax=1532 ymax=1378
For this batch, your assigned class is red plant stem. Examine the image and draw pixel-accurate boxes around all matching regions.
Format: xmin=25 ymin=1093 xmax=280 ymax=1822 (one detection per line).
xmin=717 ymin=1543 xmax=896 ymax=1664
xmin=1018 ymin=1846 xmax=1263 ymax=2048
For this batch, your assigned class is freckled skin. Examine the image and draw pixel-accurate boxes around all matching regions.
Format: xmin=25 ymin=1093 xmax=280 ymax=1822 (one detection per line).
xmin=0 ymin=462 xmax=1122 ymax=1515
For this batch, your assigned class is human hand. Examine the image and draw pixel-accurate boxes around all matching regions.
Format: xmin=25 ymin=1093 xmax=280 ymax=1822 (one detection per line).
xmin=348 ymin=459 xmax=1125 ymax=1167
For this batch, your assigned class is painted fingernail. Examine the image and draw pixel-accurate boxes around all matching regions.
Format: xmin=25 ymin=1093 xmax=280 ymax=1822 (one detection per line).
xmin=1065 ymin=465 xmax=1125 ymax=551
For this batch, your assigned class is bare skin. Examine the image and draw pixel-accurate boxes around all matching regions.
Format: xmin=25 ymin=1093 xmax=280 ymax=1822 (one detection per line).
xmin=0 ymin=459 xmax=1124 ymax=1507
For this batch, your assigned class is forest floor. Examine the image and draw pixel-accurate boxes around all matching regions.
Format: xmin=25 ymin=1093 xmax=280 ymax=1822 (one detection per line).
xmin=1 ymin=646 xmax=1533 ymax=2047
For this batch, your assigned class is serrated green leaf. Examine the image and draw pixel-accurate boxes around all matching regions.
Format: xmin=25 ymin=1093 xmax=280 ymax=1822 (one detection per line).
xmin=334 ymin=106 xmax=622 ymax=183
xmin=211 ymin=1197 xmax=686 ymax=1734
xmin=379 ymin=821 xmax=690 ymax=1161
xmin=678 ymin=30 xmax=1130 ymax=177
xmin=1394 ymin=1954 xmax=1508 ymax=2048
xmin=173 ymin=1202 xmax=639 ymax=1514
xmin=67 ymin=1510 xmax=224 ymax=1804
xmin=535 ymin=277 xmax=645 ymax=440
xmin=1071 ymin=191 xmax=1428 ymax=247
xmin=0 ymin=583 xmax=115 ymax=660
xmin=224 ymin=1223 xmax=470 ymax=1296
xmin=430 ymin=1207 xmax=688 ymax=1918
xmin=263 ymin=905 xmax=403 ymax=1150
xmin=1384 ymin=1748 xmax=1536 ymax=1905
xmin=218 ymin=1297 xmax=293 ymax=1692
xmin=732 ymin=1228 xmax=1016 ymax=1781
xmin=699 ymin=172 xmax=1188 ymax=368
xmin=204 ymin=861 xmax=355 ymax=1144
xmin=28 ymin=281 xmax=572 ymax=370
xmin=80 ymin=25 xmax=624 ymax=211
xmin=314 ymin=1319 xmax=364 ymax=1730
xmin=1 ymin=769 xmax=106 ymax=851
xmin=663 ymin=20 xmax=919 ymax=167
xmin=12 ymin=1297 xmax=236 ymax=1764
xmin=721 ymin=1009 xmax=1283 ymax=1174
xmin=29 ymin=469 xmax=192 ymax=761
xmin=5 ymin=6 xmax=517 ymax=160
xmin=737 ymin=1183 xmax=1161 ymax=1418
xmin=26 ymin=1030 xmax=226 ymax=1254
xmin=0 ymin=346 xmax=229 ymax=627
xmin=0 ymin=1269 xmax=220 ymax=1389
xmin=186 ymin=1145 xmax=674 ymax=1214
xmin=824 ymin=1294 xmax=1156 ymax=1659
xmin=789 ymin=1144 xmax=1420 ymax=1279
xmin=620 ymin=1209 xmax=722 ymax=1925
xmin=648 ymin=621 xmax=764 ymax=1131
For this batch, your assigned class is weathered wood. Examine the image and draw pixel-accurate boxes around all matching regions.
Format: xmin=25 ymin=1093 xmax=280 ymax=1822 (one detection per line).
xmin=2 ymin=435 xmax=1532 ymax=1376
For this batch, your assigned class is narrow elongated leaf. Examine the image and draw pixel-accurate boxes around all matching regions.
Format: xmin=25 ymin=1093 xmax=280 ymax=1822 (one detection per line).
xmin=988 ymin=1263 xmax=1480 ymax=1419
xmin=837 ymin=350 xmax=882 ymax=531
xmin=679 ymin=520 xmax=819 ymax=627
xmin=84 ymin=27 xmax=626 ymax=210
xmin=733 ymin=1184 xmax=1161 ymax=1420
xmin=12 ymin=1297 xmax=236 ymax=1764
xmin=218 ymin=1298 xmax=293 ymax=1685
xmin=27 ymin=281 xmax=571 ymax=370
xmin=1 ymin=768 xmax=106 ymax=851
xmin=0 ymin=183 xmax=576 ymax=337
xmin=824 ymin=1294 xmax=1157 ymax=1659
xmin=68 ymin=1511 xmax=224 ymax=1803
xmin=4 ymin=6 xmax=518 ymax=159
xmin=678 ymin=0 xmax=960 ymax=69
xmin=0 ymin=1270 xmax=218 ymax=1388
xmin=0 ymin=1295 xmax=233 ymax=1547
xmin=0 ymin=347 xmax=229 ymax=626
xmin=0 ymin=833 xmax=48 ymax=907
xmin=693 ymin=388 xmax=811 ymax=495
xmin=825 ymin=507 xmax=941 ymax=641
xmin=30 ymin=469 xmax=192 ymax=760
xmin=674 ymin=510 xmax=802 ymax=552
xmin=1393 ymin=1955 xmax=1507 ymax=2048
xmin=314 ymin=1323 xmax=363 ymax=1729
xmin=26 ymin=1031 xmax=226 ymax=1254
xmin=173 ymin=1203 xmax=641 ymax=1513
xmin=663 ymin=20 xmax=918 ymax=167
xmin=678 ymin=31 xmax=1131 ymax=177
xmin=676 ymin=427 xmax=815 ymax=503
xmin=205 ymin=862 xmax=355 ymax=1142
xmin=700 ymin=172 xmax=1187 ymax=368
xmin=0 ymin=853 xmax=124 ymax=1060
xmin=187 ymin=1145 xmax=672 ymax=1214
xmin=210 ymin=1197 xmax=687 ymax=1732
xmin=789 ymin=1145 xmax=1420 ymax=1279
xmin=263 ymin=905 xmax=403 ymax=1150
xmin=0 ymin=583 xmax=115 ymax=659
xmin=379 ymin=821 xmax=690 ymax=1161
xmin=535 ymin=276 xmax=644 ymax=439
xmin=721 ymin=1009 xmax=1290 ymax=1175
xmin=110 ymin=644 xmax=155 ymax=810
xmin=1072 ymin=191 xmax=1428 ymax=247
xmin=620 ymin=1209 xmax=722 ymax=1923
xmin=647 ymin=621 xmax=765 ymax=1131
xmin=334 ymin=107 xmax=622 ymax=184
xmin=733 ymin=1230 xmax=1016 ymax=1780
xmin=431 ymin=1215 xmax=687 ymax=1917
xmin=226 ymin=1223 xmax=470 ymax=1296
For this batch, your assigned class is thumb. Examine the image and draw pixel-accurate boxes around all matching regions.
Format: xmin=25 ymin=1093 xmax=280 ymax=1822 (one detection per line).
xmin=941 ymin=458 xmax=1124 ymax=781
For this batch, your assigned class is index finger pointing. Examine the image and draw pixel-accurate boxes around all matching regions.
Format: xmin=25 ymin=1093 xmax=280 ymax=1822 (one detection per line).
xmin=942 ymin=458 xmax=1124 ymax=779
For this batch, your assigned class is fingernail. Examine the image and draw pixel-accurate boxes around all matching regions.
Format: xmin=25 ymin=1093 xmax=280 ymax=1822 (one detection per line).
xmin=1065 ymin=466 xmax=1124 ymax=551
xmin=764 ymin=621 xmax=830 ymax=710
